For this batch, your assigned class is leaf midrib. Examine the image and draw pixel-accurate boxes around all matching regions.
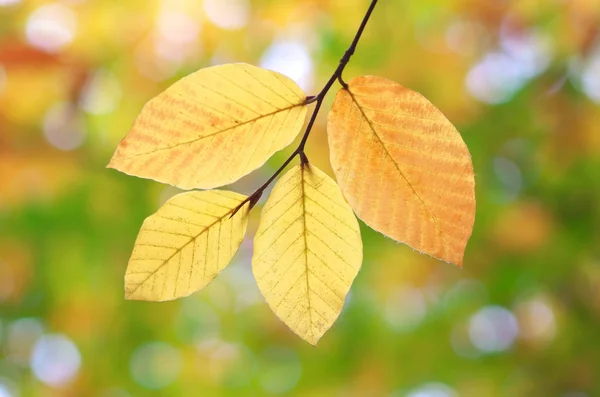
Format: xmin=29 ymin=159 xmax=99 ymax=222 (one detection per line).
xmin=118 ymin=102 xmax=305 ymax=160
xmin=300 ymin=166 xmax=314 ymax=339
xmin=128 ymin=206 xmax=239 ymax=296
xmin=346 ymin=89 xmax=448 ymax=255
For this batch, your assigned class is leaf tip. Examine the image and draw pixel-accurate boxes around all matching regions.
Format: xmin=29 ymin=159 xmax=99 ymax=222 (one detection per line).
xmin=124 ymin=281 xmax=150 ymax=301
xmin=124 ymin=285 xmax=144 ymax=301
xmin=451 ymin=252 xmax=465 ymax=268
xmin=303 ymin=334 xmax=321 ymax=347
xmin=106 ymin=155 xmax=121 ymax=170
xmin=124 ymin=290 xmax=137 ymax=301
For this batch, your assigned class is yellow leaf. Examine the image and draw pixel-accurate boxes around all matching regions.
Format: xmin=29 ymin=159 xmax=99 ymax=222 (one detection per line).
xmin=327 ymin=76 xmax=475 ymax=266
xmin=125 ymin=190 xmax=249 ymax=301
xmin=252 ymin=164 xmax=362 ymax=345
xmin=108 ymin=63 xmax=308 ymax=189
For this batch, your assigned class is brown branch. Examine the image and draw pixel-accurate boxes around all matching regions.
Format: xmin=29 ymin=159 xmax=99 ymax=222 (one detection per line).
xmin=232 ymin=0 xmax=379 ymax=217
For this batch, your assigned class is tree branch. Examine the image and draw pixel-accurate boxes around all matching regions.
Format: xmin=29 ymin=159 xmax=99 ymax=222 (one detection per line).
xmin=232 ymin=0 xmax=379 ymax=216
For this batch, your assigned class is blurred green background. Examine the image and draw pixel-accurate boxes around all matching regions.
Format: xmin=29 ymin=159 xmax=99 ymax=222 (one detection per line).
xmin=1 ymin=0 xmax=600 ymax=396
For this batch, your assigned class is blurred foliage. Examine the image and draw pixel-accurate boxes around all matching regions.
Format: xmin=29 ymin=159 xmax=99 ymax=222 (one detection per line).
xmin=1 ymin=0 xmax=600 ymax=396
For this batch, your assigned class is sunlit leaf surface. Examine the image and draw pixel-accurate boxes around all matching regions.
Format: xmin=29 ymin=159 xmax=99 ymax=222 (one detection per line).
xmin=252 ymin=164 xmax=362 ymax=345
xmin=327 ymin=76 xmax=475 ymax=266
xmin=108 ymin=63 xmax=308 ymax=189
xmin=125 ymin=190 xmax=249 ymax=301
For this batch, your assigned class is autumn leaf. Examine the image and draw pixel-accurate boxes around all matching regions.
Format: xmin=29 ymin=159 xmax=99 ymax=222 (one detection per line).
xmin=252 ymin=164 xmax=362 ymax=345
xmin=107 ymin=0 xmax=477 ymax=346
xmin=108 ymin=63 xmax=308 ymax=190
xmin=125 ymin=190 xmax=249 ymax=301
xmin=327 ymin=76 xmax=475 ymax=266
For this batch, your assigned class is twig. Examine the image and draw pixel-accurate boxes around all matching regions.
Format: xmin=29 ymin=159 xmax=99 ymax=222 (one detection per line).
xmin=232 ymin=0 xmax=379 ymax=217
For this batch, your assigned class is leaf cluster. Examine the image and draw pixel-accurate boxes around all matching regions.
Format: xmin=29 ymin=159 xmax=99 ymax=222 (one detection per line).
xmin=108 ymin=1 xmax=475 ymax=345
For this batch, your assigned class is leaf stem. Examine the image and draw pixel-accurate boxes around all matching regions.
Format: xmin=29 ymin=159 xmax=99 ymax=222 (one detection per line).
xmin=233 ymin=0 xmax=379 ymax=214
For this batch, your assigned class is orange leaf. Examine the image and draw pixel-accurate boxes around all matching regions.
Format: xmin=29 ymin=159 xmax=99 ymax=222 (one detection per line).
xmin=327 ymin=76 xmax=475 ymax=266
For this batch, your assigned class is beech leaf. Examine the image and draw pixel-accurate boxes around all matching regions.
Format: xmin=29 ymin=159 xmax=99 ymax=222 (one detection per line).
xmin=252 ymin=164 xmax=362 ymax=345
xmin=327 ymin=75 xmax=475 ymax=266
xmin=108 ymin=63 xmax=308 ymax=190
xmin=125 ymin=190 xmax=249 ymax=301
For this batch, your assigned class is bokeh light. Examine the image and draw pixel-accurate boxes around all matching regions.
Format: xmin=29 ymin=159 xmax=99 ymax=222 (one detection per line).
xmin=157 ymin=11 xmax=201 ymax=45
xmin=493 ymin=157 xmax=523 ymax=203
xmin=260 ymin=39 xmax=314 ymax=92
xmin=0 ymin=0 xmax=20 ymax=6
xmin=445 ymin=19 xmax=485 ymax=56
xmin=203 ymin=0 xmax=249 ymax=30
xmin=0 ymin=386 xmax=13 ymax=397
xmin=79 ymin=69 xmax=122 ymax=115
xmin=466 ymin=25 xmax=552 ymax=104
xmin=0 ymin=378 xmax=18 ymax=397
xmin=405 ymin=382 xmax=457 ymax=397
xmin=514 ymin=298 xmax=556 ymax=344
xmin=129 ymin=342 xmax=183 ymax=389
xmin=468 ymin=306 xmax=519 ymax=353
xmin=25 ymin=3 xmax=77 ymax=53
xmin=580 ymin=47 xmax=600 ymax=103
xmin=385 ymin=285 xmax=427 ymax=332
xmin=197 ymin=338 xmax=257 ymax=387
xmin=154 ymin=9 xmax=202 ymax=64
xmin=42 ymin=102 xmax=86 ymax=151
xmin=30 ymin=334 xmax=81 ymax=387
xmin=5 ymin=318 xmax=44 ymax=366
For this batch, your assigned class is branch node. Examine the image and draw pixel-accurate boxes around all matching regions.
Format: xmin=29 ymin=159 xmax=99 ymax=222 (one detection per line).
xmin=230 ymin=189 xmax=264 ymax=218
xmin=249 ymin=190 xmax=263 ymax=210
xmin=338 ymin=75 xmax=349 ymax=89
xmin=299 ymin=152 xmax=309 ymax=165
xmin=236 ymin=0 xmax=378 ymax=216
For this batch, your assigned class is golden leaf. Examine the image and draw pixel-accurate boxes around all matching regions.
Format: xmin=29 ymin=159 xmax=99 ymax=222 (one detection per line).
xmin=327 ymin=76 xmax=475 ymax=266
xmin=252 ymin=164 xmax=362 ymax=345
xmin=108 ymin=63 xmax=308 ymax=189
xmin=125 ymin=190 xmax=249 ymax=301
